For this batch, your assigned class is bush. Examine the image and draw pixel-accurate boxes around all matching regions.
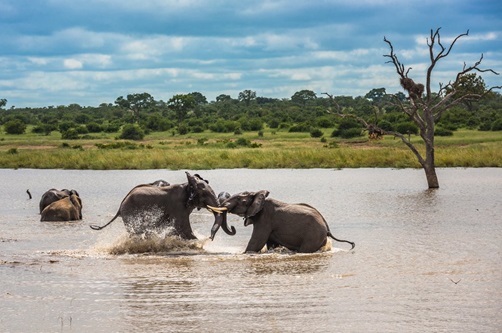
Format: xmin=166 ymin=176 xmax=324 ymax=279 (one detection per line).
xmin=435 ymin=127 xmax=453 ymax=136
xmin=491 ymin=119 xmax=502 ymax=131
xmin=86 ymin=122 xmax=103 ymax=133
xmin=104 ymin=122 xmax=121 ymax=133
xmin=61 ymin=128 xmax=80 ymax=140
xmin=209 ymin=119 xmax=240 ymax=133
xmin=289 ymin=122 xmax=311 ymax=132
xmin=267 ymin=119 xmax=280 ymax=129
xmin=240 ymin=118 xmax=263 ymax=131
xmin=310 ymin=128 xmax=324 ymax=138
xmin=395 ymin=122 xmax=419 ymax=135
xmin=332 ymin=128 xmax=363 ymax=139
xmin=178 ymin=124 xmax=189 ymax=135
xmin=119 ymin=124 xmax=145 ymax=140
xmin=316 ymin=116 xmax=334 ymax=128
xmin=32 ymin=124 xmax=56 ymax=135
xmin=377 ymin=120 xmax=394 ymax=132
xmin=59 ymin=121 xmax=77 ymax=133
xmin=3 ymin=119 xmax=27 ymax=134
xmin=227 ymin=138 xmax=262 ymax=148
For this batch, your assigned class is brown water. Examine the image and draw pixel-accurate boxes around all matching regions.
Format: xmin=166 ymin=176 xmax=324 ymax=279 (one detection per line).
xmin=1 ymin=168 xmax=501 ymax=332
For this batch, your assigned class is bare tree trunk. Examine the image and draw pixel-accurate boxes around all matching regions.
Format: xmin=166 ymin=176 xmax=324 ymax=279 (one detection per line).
xmin=423 ymin=133 xmax=439 ymax=188
xmin=424 ymin=163 xmax=439 ymax=189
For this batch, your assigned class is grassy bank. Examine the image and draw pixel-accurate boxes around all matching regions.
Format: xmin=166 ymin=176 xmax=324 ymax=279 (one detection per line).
xmin=0 ymin=128 xmax=501 ymax=169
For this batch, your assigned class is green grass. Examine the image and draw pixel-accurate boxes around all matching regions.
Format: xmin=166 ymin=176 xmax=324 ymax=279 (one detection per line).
xmin=0 ymin=127 xmax=501 ymax=169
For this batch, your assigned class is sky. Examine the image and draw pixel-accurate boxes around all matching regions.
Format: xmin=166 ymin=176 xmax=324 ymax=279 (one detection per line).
xmin=0 ymin=0 xmax=501 ymax=108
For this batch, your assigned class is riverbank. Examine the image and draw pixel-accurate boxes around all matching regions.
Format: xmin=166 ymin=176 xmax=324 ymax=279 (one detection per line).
xmin=1 ymin=129 xmax=501 ymax=169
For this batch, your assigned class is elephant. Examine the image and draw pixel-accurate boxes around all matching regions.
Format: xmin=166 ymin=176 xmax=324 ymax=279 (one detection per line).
xmin=90 ymin=172 xmax=236 ymax=240
xmin=41 ymin=193 xmax=83 ymax=222
xmin=209 ymin=190 xmax=355 ymax=253
xmin=39 ymin=188 xmax=80 ymax=214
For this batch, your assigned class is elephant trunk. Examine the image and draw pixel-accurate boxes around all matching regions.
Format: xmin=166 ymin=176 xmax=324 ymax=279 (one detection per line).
xmin=207 ymin=206 xmax=235 ymax=240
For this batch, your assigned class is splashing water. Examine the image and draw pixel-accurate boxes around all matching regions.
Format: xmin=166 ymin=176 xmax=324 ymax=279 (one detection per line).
xmin=103 ymin=233 xmax=205 ymax=255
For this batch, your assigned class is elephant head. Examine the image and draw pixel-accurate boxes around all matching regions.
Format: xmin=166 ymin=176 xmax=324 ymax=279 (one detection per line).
xmin=208 ymin=190 xmax=269 ymax=240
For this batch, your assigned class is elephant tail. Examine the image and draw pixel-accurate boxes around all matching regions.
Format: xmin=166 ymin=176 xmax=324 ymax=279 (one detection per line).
xmin=90 ymin=210 xmax=120 ymax=231
xmin=328 ymin=231 xmax=355 ymax=250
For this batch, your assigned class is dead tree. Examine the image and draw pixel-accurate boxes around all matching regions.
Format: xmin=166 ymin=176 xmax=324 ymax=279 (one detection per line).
xmin=326 ymin=28 xmax=500 ymax=189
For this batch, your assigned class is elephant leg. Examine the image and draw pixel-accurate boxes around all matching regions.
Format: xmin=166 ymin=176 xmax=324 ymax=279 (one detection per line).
xmin=245 ymin=227 xmax=269 ymax=252
xmin=169 ymin=215 xmax=197 ymax=240
xmin=266 ymin=238 xmax=280 ymax=251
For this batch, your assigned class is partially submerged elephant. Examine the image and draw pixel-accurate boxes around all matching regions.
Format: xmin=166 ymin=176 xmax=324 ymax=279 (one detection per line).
xmin=39 ymin=188 xmax=80 ymax=214
xmin=90 ymin=172 xmax=236 ymax=239
xmin=41 ymin=193 xmax=83 ymax=222
xmin=210 ymin=190 xmax=355 ymax=253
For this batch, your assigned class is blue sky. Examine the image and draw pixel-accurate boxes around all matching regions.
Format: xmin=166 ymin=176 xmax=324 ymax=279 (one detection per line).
xmin=1 ymin=0 xmax=501 ymax=107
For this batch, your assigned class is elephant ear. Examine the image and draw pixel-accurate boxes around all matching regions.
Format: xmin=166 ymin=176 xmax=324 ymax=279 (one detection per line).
xmin=246 ymin=190 xmax=270 ymax=217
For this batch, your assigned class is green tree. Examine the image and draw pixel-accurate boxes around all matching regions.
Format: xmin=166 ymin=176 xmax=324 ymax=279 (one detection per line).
xmin=238 ymin=90 xmax=256 ymax=106
xmin=188 ymin=92 xmax=208 ymax=105
xmin=167 ymin=94 xmax=196 ymax=124
xmin=115 ymin=93 xmax=155 ymax=123
xmin=291 ymin=90 xmax=317 ymax=107
xmin=0 ymin=99 xmax=7 ymax=109
xmin=364 ymin=88 xmax=387 ymax=103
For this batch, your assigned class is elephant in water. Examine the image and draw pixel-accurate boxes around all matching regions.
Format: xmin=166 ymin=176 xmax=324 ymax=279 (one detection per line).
xmin=39 ymin=188 xmax=80 ymax=214
xmin=41 ymin=193 xmax=83 ymax=222
xmin=209 ymin=190 xmax=355 ymax=253
xmin=90 ymin=172 xmax=236 ymax=240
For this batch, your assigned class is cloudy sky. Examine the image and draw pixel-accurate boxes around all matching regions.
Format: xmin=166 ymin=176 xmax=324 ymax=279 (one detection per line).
xmin=1 ymin=0 xmax=501 ymax=108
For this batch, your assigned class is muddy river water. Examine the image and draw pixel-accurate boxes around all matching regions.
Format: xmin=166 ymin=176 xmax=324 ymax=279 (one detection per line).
xmin=1 ymin=168 xmax=501 ymax=332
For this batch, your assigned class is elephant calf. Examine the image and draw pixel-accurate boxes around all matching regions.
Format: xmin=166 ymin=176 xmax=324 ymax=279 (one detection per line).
xmin=210 ymin=190 xmax=355 ymax=253
xmin=39 ymin=188 xmax=80 ymax=214
xmin=40 ymin=193 xmax=82 ymax=222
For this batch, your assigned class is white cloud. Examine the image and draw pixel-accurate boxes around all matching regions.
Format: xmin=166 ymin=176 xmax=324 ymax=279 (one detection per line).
xmin=64 ymin=58 xmax=83 ymax=69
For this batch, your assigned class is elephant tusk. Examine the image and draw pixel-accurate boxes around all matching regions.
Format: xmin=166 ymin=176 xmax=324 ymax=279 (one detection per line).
xmin=207 ymin=205 xmax=227 ymax=213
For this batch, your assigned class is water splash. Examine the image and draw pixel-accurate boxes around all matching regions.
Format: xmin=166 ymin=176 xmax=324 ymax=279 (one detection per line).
xmin=103 ymin=233 xmax=205 ymax=255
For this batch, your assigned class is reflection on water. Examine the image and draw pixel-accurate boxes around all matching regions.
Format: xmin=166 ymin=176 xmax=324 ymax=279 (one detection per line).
xmin=0 ymin=168 xmax=501 ymax=332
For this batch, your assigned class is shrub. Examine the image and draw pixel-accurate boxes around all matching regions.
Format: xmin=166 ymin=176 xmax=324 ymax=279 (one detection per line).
xmin=209 ymin=119 xmax=240 ymax=133
xmin=32 ymin=124 xmax=56 ymax=135
xmin=119 ymin=124 xmax=145 ymax=140
xmin=59 ymin=121 xmax=77 ymax=133
xmin=240 ymin=118 xmax=263 ymax=131
xmin=4 ymin=119 xmax=27 ymax=134
xmin=104 ymin=122 xmax=121 ymax=133
xmin=395 ymin=122 xmax=419 ymax=135
xmin=178 ymin=124 xmax=189 ymax=135
xmin=491 ymin=119 xmax=502 ymax=131
xmin=337 ymin=128 xmax=363 ymax=139
xmin=61 ymin=128 xmax=80 ymax=140
xmin=310 ymin=128 xmax=324 ymax=138
xmin=86 ymin=122 xmax=103 ymax=133
xmin=316 ymin=116 xmax=334 ymax=128
xmin=377 ymin=120 xmax=394 ymax=132
xmin=435 ymin=127 xmax=453 ymax=136
xmin=267 ymin=119 xmax=280 ymax=129
xmin=289 ymin=122 xmax=311 ymax=132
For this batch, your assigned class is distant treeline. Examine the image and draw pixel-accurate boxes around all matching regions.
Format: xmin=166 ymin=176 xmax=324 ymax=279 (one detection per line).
xmin=1 ymin=89 xmax=501 ymax=140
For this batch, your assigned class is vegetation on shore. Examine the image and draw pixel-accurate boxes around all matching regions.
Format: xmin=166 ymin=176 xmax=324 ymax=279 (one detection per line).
xmin=1 ymin=127 xmax=500 ymax=169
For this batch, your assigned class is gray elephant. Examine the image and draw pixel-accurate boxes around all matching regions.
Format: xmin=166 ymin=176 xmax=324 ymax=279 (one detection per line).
xmin=41 ymin=193 xmax=83 ymax=222
xmin=90 ymin=172 xmax=236 ymax=239
xmin=39 ymin=188 xmax=80 ymax=214
xmin=209 ymin=190 xmax=355 ymax=253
